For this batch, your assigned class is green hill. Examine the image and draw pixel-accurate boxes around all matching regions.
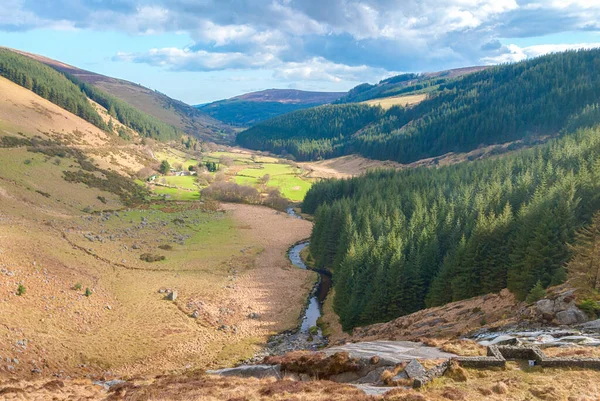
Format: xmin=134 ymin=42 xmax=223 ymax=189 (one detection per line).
xmin=14 ymin=49 xmax=234 ymax=143
xmin=0 ymin=48 xmax=181 ymax=141
xmin=237 ymin=50 xmax=600 ymax=163
xmin=303 ymin=124 xmax=600 ymax=330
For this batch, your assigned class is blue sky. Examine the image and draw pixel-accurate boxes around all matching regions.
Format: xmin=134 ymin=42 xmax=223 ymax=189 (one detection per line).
xmin=1 ymin=1 xmax=600 ymax=104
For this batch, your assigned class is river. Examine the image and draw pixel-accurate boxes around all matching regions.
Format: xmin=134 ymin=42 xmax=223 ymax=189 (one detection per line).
xmin=249 ymin=208 xmax=332 ymax=354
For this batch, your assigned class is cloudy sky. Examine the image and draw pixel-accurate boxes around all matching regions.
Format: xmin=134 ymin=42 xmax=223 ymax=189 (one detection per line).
xmin=1 ymin=0 xmax=599 ymax=104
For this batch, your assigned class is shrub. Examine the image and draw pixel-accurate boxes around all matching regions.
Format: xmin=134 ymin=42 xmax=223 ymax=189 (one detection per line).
xmin=201 ymin=181 xmax=260 ymax=204
xmin=73 ymin=283 xmax=82 ymax=291
xmin=578 ymin=298 xmax=600 ymax=317
xmin=97 ymin=196 xmax=107 ymax=204
xmin=85 ymin=288 xmax=92 ymax=297
xmin=140 ymin=253 xmax=166 ymax=263
xmin=159 ymin=160 xmax=171 ymax=175
xmin=16 ymin=284 xmax=26 ymax=296
xmin=24 ymin=159 xmax=32 ymax=165
xmin=526 ymin=280 xmax=547 ymax=303
xmin=158 ymin=244 xmax=173 ymax=251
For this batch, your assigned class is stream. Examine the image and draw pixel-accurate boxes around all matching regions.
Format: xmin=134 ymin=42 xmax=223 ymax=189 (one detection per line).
xmin=249 ymin=208 xmax=332 ymax=357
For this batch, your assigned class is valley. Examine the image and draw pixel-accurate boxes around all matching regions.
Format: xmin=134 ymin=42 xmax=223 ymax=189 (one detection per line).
xmin=3 ymin=42 xmax=600 ymax=401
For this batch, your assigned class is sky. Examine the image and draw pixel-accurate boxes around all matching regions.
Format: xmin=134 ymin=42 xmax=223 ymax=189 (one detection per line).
xmin=1 ymin=1 xmax=600 ymax=104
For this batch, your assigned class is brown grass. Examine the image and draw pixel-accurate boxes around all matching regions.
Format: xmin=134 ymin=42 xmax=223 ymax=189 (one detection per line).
xmin=362 ymin=94 xmax=427 ymax=110
xmin=10 ymin=362 xmax=600 ymax=401
xmin=543 ymin=347 xmax=600 ymax=358
xmin=439 ymin=340 xmax=487 ymax=357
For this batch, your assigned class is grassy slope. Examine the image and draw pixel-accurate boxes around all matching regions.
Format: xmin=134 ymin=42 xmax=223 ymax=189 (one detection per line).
xmin=13 ymin=48 xmax=235 ymax=143
xmin=0 ymin=79 xmax=315 ymax=379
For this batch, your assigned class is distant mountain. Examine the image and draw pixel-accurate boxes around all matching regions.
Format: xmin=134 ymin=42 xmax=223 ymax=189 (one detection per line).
xmin=13 ymin=49 xmax=234 ymax=143
xmin=197 ymin=89 xmax=345 ymax=127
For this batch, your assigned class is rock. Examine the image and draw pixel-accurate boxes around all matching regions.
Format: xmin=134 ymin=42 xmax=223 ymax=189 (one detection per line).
xmin=355 ymin=366 xmax=389 ymax=385
xmin=105 ymin=305 xmax=112 ymax=310
xmin=404 ymin=359 xmax=426 ymax=379
xmin=536 ymin=299 xmax=555 ymax=315
xmin=7 ymin=365 xmax=14 ymax=371
xmin=207 ymin=364 xmax=281 ymax=379
xmin=12 ymin=358 xmax=18 ymax=364
xmin=556 ymin=307 xmax=589 ymax=325
xmin=556 ymin=335 xmax=597 ymax=344
xmin=191 ymin=310 xmax=200 ymax=319
xmin=480 ymin=335 xmax=521 ymax=347
xmin=167 ymin=290 xmax=177 ymax=301
xmin=93 ymin=379 xmax=126 ymax=390
xmin=248 ymin=312 xmax=260 ymax=320
xmin=31 ymin=368 xmax=42 ymax=374
xmin=534 ymin=335 xmax=556 ymax=344
xmin=580 ymin=319 xmax=600 ymax=329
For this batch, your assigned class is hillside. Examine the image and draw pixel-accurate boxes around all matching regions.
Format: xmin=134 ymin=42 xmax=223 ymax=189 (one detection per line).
xmin=302 ymin=123 xmax=600 ymax=330
xmin=0 ymin=68 xmax=317 ymax=381
xmin=237 ymin=50 xmax=600 ymax=163
xmin=198 ymin=89 xmax=345 ymax=126
xmin=13 ymin=49 xmax=234 ymax=143
xmin=334 ymin=66 xmax=487 ymax=104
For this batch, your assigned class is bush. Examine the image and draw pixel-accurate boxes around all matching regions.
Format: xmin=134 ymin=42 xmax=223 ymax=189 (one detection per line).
xmin=158 ymin=244 xmax=173 ymax=251
xmin=526 ymin=280 xmax=547 ymax=303
xmin=578 ymin=298 xmax=600 ymax=317
xmin=201 ymin=182 xmax=260 ymax=204
xmin=85 ymin=288 xmax=92 ymax=297
xmin=73 ymin=283 xmax=82 ymax=291
xmin=24 ymin=159 xmax=32 ymax=165
xmin=16 ymin=284 xmax=26 ymax=296
xmin=140 ymin=253 xmax=166 ymax=263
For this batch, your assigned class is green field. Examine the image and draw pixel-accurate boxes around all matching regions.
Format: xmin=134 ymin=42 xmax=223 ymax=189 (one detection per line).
xmin=153 ymin=186 xmax=200 ymax=201
xmin=154 ymin=149 xmax=198 ymax=169
xmin=163 ymin=175 xmax=198 ymax=190
xmin=234 ymin=163 xmax=312 ymax=202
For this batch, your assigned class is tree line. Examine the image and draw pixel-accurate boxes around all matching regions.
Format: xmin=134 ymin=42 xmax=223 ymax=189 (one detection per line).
xmin=0 ymin=49 xmax=181 ymax=142
xmin=238 ymin=49 xmax=600 ymax=164
xmin=303 ymin=125 xmax=600 ymax=331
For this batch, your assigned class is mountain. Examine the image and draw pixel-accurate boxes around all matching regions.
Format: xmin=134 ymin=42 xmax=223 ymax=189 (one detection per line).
xmin=197 ymin=89 xmax=345 ymax=127
xmin=237 ymin=50 xmax=600 ymax=163
xmin=12 ymin=48 xmax=234 ymax=143
xmin=334 ymin=66 xmax=488 ymax=104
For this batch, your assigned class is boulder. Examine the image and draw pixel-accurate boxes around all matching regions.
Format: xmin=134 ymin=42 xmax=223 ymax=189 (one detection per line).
xmin=167 ymin=290 xmax=178 ymax=301
xmin=536 ymin=299 xmax=554 ymax=315
xmin=556 ymin=307 xmax=588 ymax=325
xmin=404 ymin=359 xmax=426 ymax=379
xmin=207 ymin=364 xmax=281 ymax=379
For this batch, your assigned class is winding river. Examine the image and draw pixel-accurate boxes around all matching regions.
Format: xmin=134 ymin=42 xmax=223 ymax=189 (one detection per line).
xmin=285 ymin=207 xmax=331 ymax=338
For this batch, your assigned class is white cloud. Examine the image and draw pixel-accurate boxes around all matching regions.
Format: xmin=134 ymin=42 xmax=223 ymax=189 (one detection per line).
xmin=4 ymin=0 xmax=600 ymax=85
xmin=481 ymin=42 xmax=600 ymax=64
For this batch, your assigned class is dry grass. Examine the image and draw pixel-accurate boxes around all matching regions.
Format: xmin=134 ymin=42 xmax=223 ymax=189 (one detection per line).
xmin=300 ymin=155 xmax=402 ymax=179
xmin=439 ymin=340 xmax=487 ymax=357
xmin=351 ymin=289 xmax=519 ymax=343
xmin=10 ymin=362 xmax=600 ymax=400
xmin=544 ymin=347 xmax=600 ymax=358
xmin=362 ymin=94 xmax=427 ymax=110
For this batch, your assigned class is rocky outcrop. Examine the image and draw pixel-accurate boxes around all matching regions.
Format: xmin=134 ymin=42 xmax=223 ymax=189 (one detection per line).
xmin=528 ymin=289 xmax=590 ymax=325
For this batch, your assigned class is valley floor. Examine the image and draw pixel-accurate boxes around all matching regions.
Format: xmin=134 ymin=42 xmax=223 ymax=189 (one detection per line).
xmin=0 ymin=197 xmax=314 ymax=380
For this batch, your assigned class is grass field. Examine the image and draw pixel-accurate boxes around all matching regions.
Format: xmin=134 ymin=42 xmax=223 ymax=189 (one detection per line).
xmin=362 ymin=93 xmax=427 ymax=109
xmin=234 ymin=163 xmax=312 ymax=202
xmin=149 ymin=149 xmax=313 ymax=202
xmin=163 ymin=175 xmax=198 ymax=189
xmin=153 ymin=186 xmax=200 ymax=201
